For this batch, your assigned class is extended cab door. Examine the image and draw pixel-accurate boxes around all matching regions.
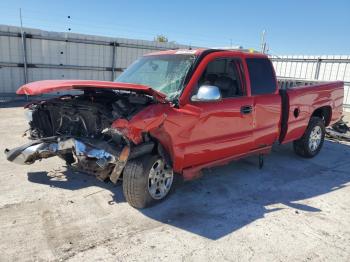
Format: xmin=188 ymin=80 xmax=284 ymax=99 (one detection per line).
xmin=245 ymin=57 xmax=282 ymax=149
xmin=182 ymin=54 xmax=254 ymax=168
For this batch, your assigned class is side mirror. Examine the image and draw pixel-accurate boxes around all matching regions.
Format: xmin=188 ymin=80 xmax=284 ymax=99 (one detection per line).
xmin=191 ymin=85 xmax=222 ymax=102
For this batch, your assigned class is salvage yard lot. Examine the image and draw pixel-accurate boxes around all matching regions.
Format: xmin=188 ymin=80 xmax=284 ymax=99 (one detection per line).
xmin=0 ymin=104 xmax=350 ymax=261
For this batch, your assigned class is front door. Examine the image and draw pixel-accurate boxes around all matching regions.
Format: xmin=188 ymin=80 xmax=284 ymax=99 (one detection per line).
xmin=183 ymin=56 xmax=254 ymax=168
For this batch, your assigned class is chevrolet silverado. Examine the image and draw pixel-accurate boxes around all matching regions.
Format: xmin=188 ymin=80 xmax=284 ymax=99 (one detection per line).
xmin=5 ymin=49 xmax=344 ymax=208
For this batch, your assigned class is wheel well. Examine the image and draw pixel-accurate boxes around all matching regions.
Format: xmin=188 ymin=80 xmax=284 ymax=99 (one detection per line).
xmin=156 ymin=142 xmax=173 ymax=167
xmin=312 ymin=106 xmax=332 ymax=126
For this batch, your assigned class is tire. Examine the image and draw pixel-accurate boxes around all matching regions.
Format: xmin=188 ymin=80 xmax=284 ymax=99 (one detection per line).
xmin=122 ymin=154 xmax=174 ymax=208
xmin=293 ymin=117 xmax=325 ymax=158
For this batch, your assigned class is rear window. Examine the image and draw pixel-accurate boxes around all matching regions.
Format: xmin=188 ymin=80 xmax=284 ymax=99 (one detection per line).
xmin=246 ymin=58 xmax=276 ymax=95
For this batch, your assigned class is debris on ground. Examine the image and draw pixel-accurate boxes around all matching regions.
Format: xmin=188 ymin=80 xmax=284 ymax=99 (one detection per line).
xmin=326 ymin=116 xmax=350 ymax=142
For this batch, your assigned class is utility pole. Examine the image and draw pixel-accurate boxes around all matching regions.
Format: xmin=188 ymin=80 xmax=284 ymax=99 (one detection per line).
xmin=261 ymin=30 xmax=267 ymax=54
xmin=19 ymin=8 xmax=28 ymax=84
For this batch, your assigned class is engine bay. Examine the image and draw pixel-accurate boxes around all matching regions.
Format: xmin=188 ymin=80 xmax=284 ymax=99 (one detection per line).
xmin=26 ymin=90 xmax=153 ymax=140
xmin=2 ymin=90 xmax=156 ymax=182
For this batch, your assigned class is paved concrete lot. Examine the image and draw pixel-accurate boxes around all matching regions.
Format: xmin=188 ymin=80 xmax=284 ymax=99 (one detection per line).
xmin=0 ymin=104 xmax=350 ymax=261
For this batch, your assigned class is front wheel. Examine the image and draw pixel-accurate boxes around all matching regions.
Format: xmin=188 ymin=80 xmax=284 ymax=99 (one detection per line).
xmin=293 ymin=117 xmax=325 ymax=158
xmin=122 ymin=155 xmax=174 ymax=208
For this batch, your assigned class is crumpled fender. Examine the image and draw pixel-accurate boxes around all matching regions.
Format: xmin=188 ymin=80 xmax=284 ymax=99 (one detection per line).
xmin=111 ymin=103 xmax=203 ymax=174
xmin=111 ymin=113 xmax=167 ymax=144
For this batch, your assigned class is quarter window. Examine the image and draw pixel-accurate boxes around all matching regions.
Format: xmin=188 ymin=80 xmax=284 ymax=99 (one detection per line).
xmin=246 ymin=58 xmax=276 ymax=95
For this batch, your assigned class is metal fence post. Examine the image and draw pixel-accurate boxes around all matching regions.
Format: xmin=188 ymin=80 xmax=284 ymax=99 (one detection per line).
xmin=314 ymin=58 xmax=321 ymax=80
xmin=21 ymin=31 xmax=28 ymax=84
xmin=111 ymin=41 xmax=116 ymax=81
xmin=19 ymin=8 xmax=28 ymax=85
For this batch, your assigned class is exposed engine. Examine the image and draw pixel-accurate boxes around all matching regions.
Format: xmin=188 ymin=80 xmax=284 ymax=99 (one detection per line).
xmin=27 ymin=90 xmax=152 ymax=140
xmin=5 ymin=90 xmax=155 ymax=182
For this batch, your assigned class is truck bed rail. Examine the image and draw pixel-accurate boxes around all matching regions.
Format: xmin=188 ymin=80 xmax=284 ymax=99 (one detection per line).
xmin=278 ymin=77 xmax=329 ymax=89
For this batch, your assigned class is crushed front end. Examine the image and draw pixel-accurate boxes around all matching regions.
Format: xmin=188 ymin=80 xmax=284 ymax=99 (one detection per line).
xmin=5 ymin=89 xmax=156 ymax=183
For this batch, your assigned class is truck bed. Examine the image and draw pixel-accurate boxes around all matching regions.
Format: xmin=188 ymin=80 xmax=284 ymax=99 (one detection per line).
xmin=278 ymin=78 xmax=344 ymax=144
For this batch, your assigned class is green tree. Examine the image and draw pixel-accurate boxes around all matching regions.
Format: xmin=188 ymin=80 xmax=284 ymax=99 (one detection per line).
xmin=154 ymin=34 xmax=168 ymax=43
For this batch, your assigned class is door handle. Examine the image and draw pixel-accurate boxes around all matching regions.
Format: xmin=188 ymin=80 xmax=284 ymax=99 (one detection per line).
xmin=240 ymin=105 xmax=253 ymax=114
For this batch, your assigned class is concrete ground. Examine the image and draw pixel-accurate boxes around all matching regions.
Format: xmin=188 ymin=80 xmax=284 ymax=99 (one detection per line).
xmin=0 ymin=104 xmax=349 ymax=262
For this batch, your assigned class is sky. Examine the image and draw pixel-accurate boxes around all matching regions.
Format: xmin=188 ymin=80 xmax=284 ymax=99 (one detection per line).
xmin=0 ymin=0 xmax=349 ymax=55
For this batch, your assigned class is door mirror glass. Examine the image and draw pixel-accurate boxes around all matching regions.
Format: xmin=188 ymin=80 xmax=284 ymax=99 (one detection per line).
xmin=191 ymin=85 xmax=221 ymax=102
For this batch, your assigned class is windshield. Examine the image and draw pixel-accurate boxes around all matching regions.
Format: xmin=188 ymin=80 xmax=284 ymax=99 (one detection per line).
xmin=115 ymin=54 xmax=195 ymax=99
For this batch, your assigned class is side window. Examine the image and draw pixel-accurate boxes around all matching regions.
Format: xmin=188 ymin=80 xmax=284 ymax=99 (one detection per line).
xmin=246 ymin=58 xmax=277 ymax=95
xmin=198 ymin=58 xmax=244 ymax=98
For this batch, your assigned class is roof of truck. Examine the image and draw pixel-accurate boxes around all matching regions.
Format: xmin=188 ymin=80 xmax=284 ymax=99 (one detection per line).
xmin=146 ymin=48 xmax=268 ymax=58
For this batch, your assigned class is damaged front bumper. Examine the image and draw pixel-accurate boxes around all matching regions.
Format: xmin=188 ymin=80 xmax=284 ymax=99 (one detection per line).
xmin=5 ymin=137 xmax=119 ymax=165
xmin=4 ymin=137 xmax=133 ymax=183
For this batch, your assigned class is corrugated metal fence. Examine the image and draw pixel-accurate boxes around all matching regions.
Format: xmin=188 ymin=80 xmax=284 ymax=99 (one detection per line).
xmin=1 ymin=25 xmax=350 ymax=110
xmin=270 ymin=55 xmax=350 ymax=109
xmin=0 ymin=25 xmax=188 ymax=96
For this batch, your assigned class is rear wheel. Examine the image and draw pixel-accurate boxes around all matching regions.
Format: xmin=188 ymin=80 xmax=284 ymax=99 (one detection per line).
xmin=293 ymin=117 xmax=325 ymax=158
xmin=122 ymin=155 xmax=174 ymax=208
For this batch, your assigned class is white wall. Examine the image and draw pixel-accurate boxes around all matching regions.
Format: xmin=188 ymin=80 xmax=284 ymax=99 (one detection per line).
xmin=0 ymin=25 xmax=189 ymax=94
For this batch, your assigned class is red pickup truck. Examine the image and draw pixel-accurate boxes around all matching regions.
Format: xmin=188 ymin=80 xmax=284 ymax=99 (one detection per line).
xmin=5 ymin=49 xmax=344 ymax=208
